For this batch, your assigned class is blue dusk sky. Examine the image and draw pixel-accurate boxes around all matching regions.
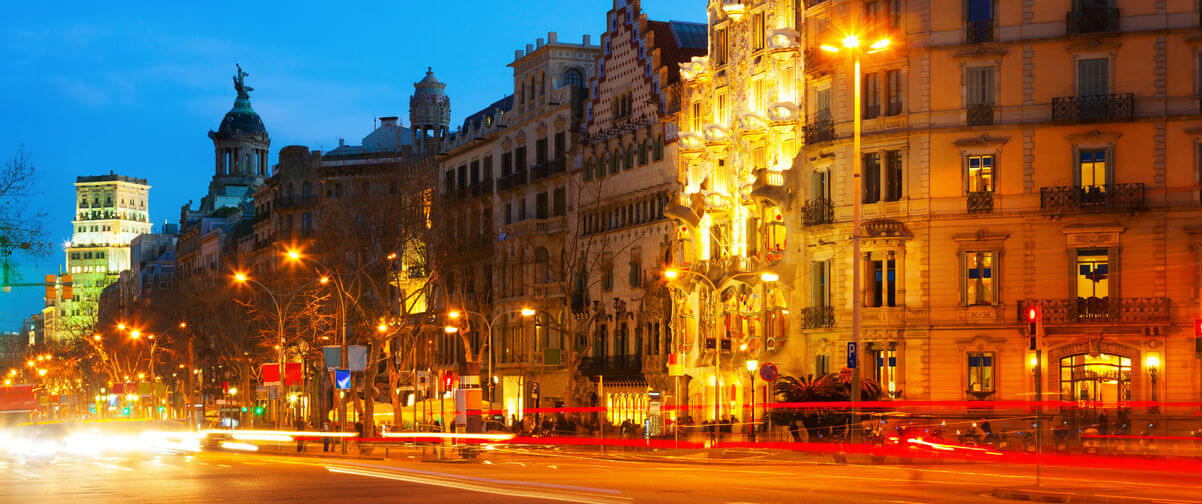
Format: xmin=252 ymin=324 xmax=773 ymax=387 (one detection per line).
xmin=0 ymin=0 xmax=706 ymax=331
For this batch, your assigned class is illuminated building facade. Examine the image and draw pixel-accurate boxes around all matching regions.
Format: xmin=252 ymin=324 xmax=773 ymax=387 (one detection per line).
xmin=669 ymin=0 xmax=803 ymax=422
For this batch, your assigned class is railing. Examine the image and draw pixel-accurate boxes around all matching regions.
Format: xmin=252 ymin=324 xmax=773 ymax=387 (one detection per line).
xmin=799 ymin=306 xmax=834 ymax=329
xmin=966 ymin=103 xmax=994 ymax=126
xmin=496 ymin=170 xmax=527 ymax=192
xmin=1051 ymin=93 xmax=1133 ymax=122
xmin=803 ymin=0 xmax=829 ymax=7
xmin=1018 ymin=297 xmax=1170 ymax=325
xmin=276 ymin=195 xmax=318 ymax=208
xmin=801 ymin=198 xmax=834 ymax=226
xmin=967 ymin=191 xmax=994 ymax=214
xmin=804 ymin=48 xmax=834 ymax=75
xmin=1039 ymin=183 xmax=1145 ymax=214
xmin=1066 ymin=8 xmax=1119 ymax=35
xmin=965 ymin=21 xmax=994 ymax=43
xmin=803 ymin=117 xmax=836 ymax=145
xmin=579 ymin=355 xmax=643 ymax=375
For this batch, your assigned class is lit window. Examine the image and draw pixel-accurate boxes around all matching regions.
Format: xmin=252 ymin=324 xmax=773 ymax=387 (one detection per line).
xmin=967 ymin=351 xmax=995 ymax=394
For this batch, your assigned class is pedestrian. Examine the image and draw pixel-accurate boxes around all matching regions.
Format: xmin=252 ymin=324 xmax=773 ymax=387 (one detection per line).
xmin=321 ymin=419 xmax=331 ymax=452
xmin=295 ymin=418 xmax=307 ymax=452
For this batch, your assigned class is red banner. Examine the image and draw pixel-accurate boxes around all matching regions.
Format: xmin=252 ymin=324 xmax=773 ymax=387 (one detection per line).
xmin=262 ymin=363 xmax=303 ymax=386
xmin=0 ymin=384 xmax=37 ymax=411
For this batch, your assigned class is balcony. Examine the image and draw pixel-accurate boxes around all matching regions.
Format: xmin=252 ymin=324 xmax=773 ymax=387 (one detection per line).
xmin=1051 ymin=93 xmax=1133 ymax=122
xmin=1066 ymin=8 xmax=1119 ymax=35
xmin=799 ymin=306 xmax=834 ymax=329
xmin=1039 ymin=183 xmax=1145 ymax=214
xmin=496 ymin=169 xmax=527 ymax=192
xmin=276 ymin=195 xmax=318 ymax=209
xmin=1018 ymin=297 xmax=1169 ymax=325
xmin=965 ymin=21 xmax=994 ymax=43
xmin=967 ymin=191 xmax=994 ymax=214
xmin=803 ymin=117 xmax=836 ymax=145
xmin=579 ymin=355 xmax=643 ymax=376
xmin=470 ymin=179 xmax=493 ymax=198
xmin=804 ymin=48 xmax=834 ymax=76
xmin=530 ymin=158 xmax=567 ymax=182
xmin=966 ymin=103 xmax=994 ymax=126
xmin=801 ymin=198 xmax=834 ymax=226
xmin=503 ymin=216 xmax=565 ymax=238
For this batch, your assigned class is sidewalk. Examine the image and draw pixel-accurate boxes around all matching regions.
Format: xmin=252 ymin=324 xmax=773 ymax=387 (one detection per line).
xmin=993 ymin=485 xmax=1201 ymax=504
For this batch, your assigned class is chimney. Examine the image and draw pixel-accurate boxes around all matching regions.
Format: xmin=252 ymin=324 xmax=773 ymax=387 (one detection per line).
xmin=536 ymin=38 xmax=544 ymax=48
xmin=379 ymin=116 xmax=399 ymax=127
xmin=338 ymin=138 xmax=346 ymax=147
xmin=516 ymin=49 xmax=524 ymax=60
xmin=548 ymin=32 xmax=557 ymax=44
xmin=526 ymin=43 xmax=534 ymax=53
xmin=583 ymin=34 xmax=591 ymax=46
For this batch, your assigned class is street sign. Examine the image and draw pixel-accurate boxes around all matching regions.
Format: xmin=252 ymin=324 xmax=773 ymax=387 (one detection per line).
xmin=759 ymin=363 xmax=778 ymax=382
xmin=334 ymin=369 xmax=351 ymax=390
xmin=847 ymin=342 xmax=858 ymax=369
xmin=262 ymin=363 xmax=304 ymax=386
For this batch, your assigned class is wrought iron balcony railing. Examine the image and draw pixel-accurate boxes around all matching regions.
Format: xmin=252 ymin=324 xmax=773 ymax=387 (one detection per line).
xmin=579 ymin=355 xmax=643 ymax=375
xmin=804 ymin=117 xmax=836 ymax=145
xmin=966 ymin=103 xmax=994 ymax=126
xmin=799 ymin=306 xmax=834 ymax=329
xmin=1018 ymin=297 xmax=1169 ymax=325
xmin=496 ymin=170 xmax=527 ymax=192
xmin=967 ymin=191 xmax=994 ymax=214
xmin=804 ymin=48 xmax=834 ymax=75
xmin=1052 ymin=93 xmax=1133 ymax=122
xmin=965 ymin=21 xmax=994 ymax=43
xmin=1039 ymin=183 xmax=1144 ymax=214
xmin=801 ymin=198 xmax=834 ymax=226
xmin=1066 ymin=8 xmax=1119 ymax=35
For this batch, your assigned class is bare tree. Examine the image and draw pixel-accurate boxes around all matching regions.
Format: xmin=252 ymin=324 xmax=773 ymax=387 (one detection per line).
xmin=0 ymin=146 xmax=50 ymax=260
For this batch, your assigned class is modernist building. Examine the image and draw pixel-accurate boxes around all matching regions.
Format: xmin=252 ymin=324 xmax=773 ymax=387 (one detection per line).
xmin=669 ymin=0 xmax=804 ymax=423
xmin=576 ymin=0 xmax=706 ymax=427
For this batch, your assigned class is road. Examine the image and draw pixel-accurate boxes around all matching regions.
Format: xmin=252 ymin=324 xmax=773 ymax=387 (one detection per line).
xmin=1 ymin=446 xmax=1199 ymax=503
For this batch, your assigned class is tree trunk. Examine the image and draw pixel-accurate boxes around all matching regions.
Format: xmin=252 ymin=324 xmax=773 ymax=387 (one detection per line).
xmin=362 ymin=341 xmax=379 ymax=438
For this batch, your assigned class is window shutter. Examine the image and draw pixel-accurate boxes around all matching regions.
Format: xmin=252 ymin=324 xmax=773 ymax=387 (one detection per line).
xmin=1108 ymin=247 xmax=1121 ymax=299
xmin=959 ymin=252 xmax=968 ymax=305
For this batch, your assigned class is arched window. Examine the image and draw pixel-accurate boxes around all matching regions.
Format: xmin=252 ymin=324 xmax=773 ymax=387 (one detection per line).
xmin=302 ymin=181 xmax=312 ymax=196
xmin=287 ymin=183 xmax=295 ymax=199
xmin=539 ymin=72 xmax=546 ymax=96
xmin=528 ymin=77 xmax=535 ymax=101
xmin=563 ymin=68 xmax=584 ymax=87
xmin=519 ymin=83 xmax=526 ymax=104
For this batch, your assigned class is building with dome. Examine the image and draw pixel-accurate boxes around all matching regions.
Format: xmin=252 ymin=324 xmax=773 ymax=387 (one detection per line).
xmin=176 ymin=65 xmax=271 ymax=281
xmin=410 ymin=67 xmax=451 ymax=153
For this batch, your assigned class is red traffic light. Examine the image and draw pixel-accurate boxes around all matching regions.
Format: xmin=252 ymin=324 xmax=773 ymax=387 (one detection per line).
xmin=1026 ymin=306 xmax=1039 ymax=322
xmin=1194 ymin=318 xmax=1202 ymax=337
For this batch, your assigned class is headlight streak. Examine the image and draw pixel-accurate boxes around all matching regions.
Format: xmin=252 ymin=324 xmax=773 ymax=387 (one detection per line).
xmin=219 ymin=441 xmax=259 ymax=452
xmin=323 ymin=465 xmax=630 ymax=504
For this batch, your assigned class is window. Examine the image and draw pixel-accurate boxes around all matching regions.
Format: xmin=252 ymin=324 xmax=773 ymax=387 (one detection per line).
xmin=863 ymin=153 xmax=882 ymax=203
xmin=505 ymin=203 xmax=513 ymax=225
xmin=715 ymin=92 xmax=728 ymax=126
xmin=715 ymin=28 xmax=728 ymax=66
xmin=752 ymin=12 xmax=765 ymax=52
xmin=536 ymin=192 xmax=549 ymax=219
xmin=885 ymin=69 xmax=902 ymax=115
xmin=602 ymin=259 xmax=614 ymax=292
xmin=563 ymin=68 xmax=583 ymax=87
xmin=1077 ymin=58 xmax=1109 ymax=96
xmin=815 ymin=354 xmax=830 ymax=377
xmin=885 ymin=150 xmax=903 ymax=201
xmin=554 ymin=132 xmax=566 ymax=159
xmin=965 ymin=66 xmax=995 ymax=106
xmin=962 ymin=251 xmax=998 ymax=305
xmin=518 ymin=197 xmax=527 ymax=220
xmin=865 ymin=1 xmax=882 ymax=28
xmin=752 ymin=79 xmax=766 ymax=113
xmin=691 ymin=101 xmax=702 ymax=131
xmin=815 ymin=87 xmax=832 ymax=121
xmin=888 ymin=0 xmax=902 ymax=27
xmin=863 ymin=73 xmax=881 ymax=118
xmin=868 ymin=257 xmax=897 ymax=307
xmin=536 ymin=138 xmax=548 ymax=164
xmin=1078 ymin=149 xmax=1108 ymax=187
xmin=873 ymin=348 xmax=897 ymax=396
xmin=502 ymin=151 xmax=513 ymax=176
xmin=1076 ymin=248 xmax=1110 ymax=300
xmin=967 ymin=155 xmax=995 ymax=192
xmin=967 ymin=352 xmax=995 ymax=394
xmin=553 ymin=187 xmax=566 ymax=216
xmin=811 ymin=260 xmax=831 ymax=307
xmin=515 ymin=147 xmax=527 ymax=172
xmin=628 ymin=252 xmax=642 ymax=287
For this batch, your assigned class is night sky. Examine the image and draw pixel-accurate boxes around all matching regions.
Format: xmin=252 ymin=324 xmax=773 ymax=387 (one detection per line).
xmin=0 ymin=0 xmax=704 ymax=331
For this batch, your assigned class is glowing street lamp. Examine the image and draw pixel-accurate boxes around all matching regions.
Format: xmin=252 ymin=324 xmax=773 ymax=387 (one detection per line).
xmin=520 ymin=308 xmax=536 ymax=317
xmin=130 ymin=329 xmax=141 ymax=339
xmin=448 ymin=310 xmax=462 ymax=320
xmin=377 ymin=323 xmax=388 ymax=333
xmin=745 ymin=359 xmax=759 ymax=443
xmin=663 ymin=269 xmax=680 ymax=280
xmin=444 ymin=326 xmax=459 ymax=334
xmin=234 ymin=273 xmax=248 ymax=283
xmin=760 ymin=272 xmax=780 ymax=282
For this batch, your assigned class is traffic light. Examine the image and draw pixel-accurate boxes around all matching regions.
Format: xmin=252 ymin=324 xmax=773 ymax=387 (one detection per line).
xmin=1026 ymin=305 xmax=1041 ymax=350
xmin=122 ymin=407 xmax=131 ymax=416
xmin=254 ymin=406 xmax=264 ymax=416
xmin=444 ymin=372 xmax=452 ymax=390
xmin=241 ymin=406 xmax=248 ymax=413
xmin=1195 ymin=318 xmax=1202 ymax=354
xmin=61 ymin=274 xmax=73 ymax=301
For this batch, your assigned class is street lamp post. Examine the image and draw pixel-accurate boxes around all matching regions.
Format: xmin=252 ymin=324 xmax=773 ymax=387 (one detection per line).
xmin=746 ymin=359 xmax=758 ymax=443
xmin=820 ymin=34 xmax=890 ymax=444
xmin=664 ymin=268 xmax=721 ymax=420
xmin=446 ymin=307 xmax=535 ymax=428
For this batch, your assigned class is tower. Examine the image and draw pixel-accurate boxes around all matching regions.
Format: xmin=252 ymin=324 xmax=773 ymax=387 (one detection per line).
xmin=203 ymin=64 xmax=270 ymax=214
xmin=409 ymin=67 xmax=450 ymax=153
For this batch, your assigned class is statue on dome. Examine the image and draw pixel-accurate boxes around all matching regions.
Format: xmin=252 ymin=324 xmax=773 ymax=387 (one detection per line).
xmin=233 ymin=64 xmax=253 ymax=99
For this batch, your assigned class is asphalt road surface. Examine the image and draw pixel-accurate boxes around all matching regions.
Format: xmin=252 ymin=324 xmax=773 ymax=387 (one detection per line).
xmin=1 ymin=447 xmax=1199 ymax=503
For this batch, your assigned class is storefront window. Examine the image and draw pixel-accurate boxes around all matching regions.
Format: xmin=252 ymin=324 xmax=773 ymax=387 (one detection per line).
xmin=1059 ymin=353 xmax=1131 ymax=405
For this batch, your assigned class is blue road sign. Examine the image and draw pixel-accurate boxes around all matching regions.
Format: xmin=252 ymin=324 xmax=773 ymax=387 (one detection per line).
xmin=847 ymin=342 xmax=858 ymax=369
xmin=334 ymin=369 xmax=351 ymax=390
